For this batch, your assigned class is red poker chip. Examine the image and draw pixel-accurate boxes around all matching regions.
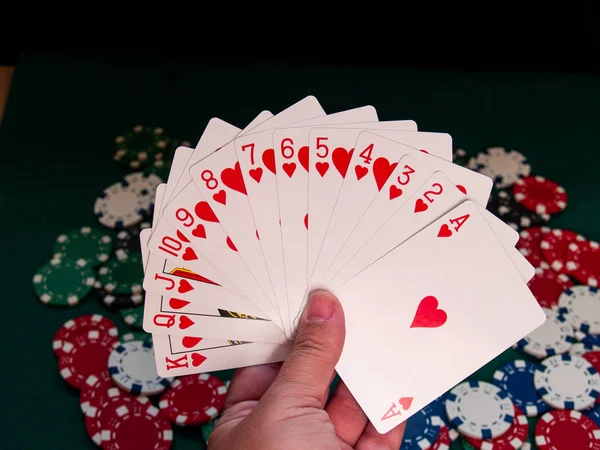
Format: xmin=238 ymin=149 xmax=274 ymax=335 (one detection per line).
xmin=58 ymin=329 xmax=118 ymax=390
xmin=465 ymin=405 xmax=528 ymax=450
xmin=431 ymin=425 xmax=452 ymax=450
xmin=535 ymin=409 xmax=600 ymax=450
xmin=159 ymin=374 xmax=227 ymax=426
xmin=102 ymin=396 xmax=172 ymax=450
xmin=513 ymin=175 xmax=568 ymax=215
xmin=517 ymin=226 xmax=549 ymax=268
xmin=527 ymin=263 xmax=573 ymax=309
xmin=85 ymin=387 xmax=139 ymax=446
xmin=567 ymin=240 xmax=600 ymax=287
xmin=79 ymin=370 xmax=113 ymax=413
xmin=583 ymin=351 xmax=600 ymax=404
xmin=53 ymin=314 xmax=117 ymax=356
xmin=540 ymin=229 xmax=586 ymax=274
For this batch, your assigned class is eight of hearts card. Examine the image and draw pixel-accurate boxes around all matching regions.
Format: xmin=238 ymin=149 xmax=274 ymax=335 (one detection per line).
xmin=140 ymin=95 xmax=543 ymax=433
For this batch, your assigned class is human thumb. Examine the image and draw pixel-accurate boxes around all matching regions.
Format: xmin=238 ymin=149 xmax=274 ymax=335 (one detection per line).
xmin=271 ymin=290 xmax=346 ymax=405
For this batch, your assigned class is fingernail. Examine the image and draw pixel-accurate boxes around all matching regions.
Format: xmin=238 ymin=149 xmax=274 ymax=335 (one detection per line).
xmin=306 ymin=291 xmax=335 ymax=321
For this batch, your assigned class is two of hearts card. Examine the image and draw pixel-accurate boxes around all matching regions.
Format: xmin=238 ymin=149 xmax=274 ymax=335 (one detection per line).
xmin=139 ymin=95 xmax=545 ymax=433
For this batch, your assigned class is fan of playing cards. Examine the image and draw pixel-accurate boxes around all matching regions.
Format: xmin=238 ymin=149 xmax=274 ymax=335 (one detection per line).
xmin=140 ymin=95 xmax=546 ymax=433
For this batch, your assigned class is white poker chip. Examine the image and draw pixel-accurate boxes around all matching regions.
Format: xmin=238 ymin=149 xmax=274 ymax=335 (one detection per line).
xmin=513 ymin=307 xmax=575 ymax=358
xmin=467 ymin=147 xmax=530 ymax=188
xmin=534 ymin=354 xmax=600 ymax=410
xmin=559 ymin=285 xmax=600 ymax=335
xmin=108 ymin=340 xmax=174 ymax=395
xmin=94 ymin=178 xmax=150 ymax=229
xmin=445 ymin=381 xmax=515 ymax=439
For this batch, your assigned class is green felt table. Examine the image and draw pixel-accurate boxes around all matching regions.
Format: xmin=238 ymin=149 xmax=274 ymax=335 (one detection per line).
xmin=1 ymin=53 xmax=599 ymax=449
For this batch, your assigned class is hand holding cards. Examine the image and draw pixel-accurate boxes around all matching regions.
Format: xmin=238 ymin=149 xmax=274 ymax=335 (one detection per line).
xmin=139 ymin=95 xmax=545 ymax=433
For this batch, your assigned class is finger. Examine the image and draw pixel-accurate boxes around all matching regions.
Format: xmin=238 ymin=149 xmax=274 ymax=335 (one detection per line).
xmin=223 ymin=362 xmax=282 ymax=410
xmin=269 ymin=290 xmax=346 ymax=407
xmin=355 ymin=421 xmax=406 ymax=450
xmin=325 ymin=381 xmax=368 ymax=446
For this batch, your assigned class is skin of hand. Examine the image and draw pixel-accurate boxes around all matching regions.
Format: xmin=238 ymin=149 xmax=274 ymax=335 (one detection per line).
xmin=208 ymin=290 xmax=406 ymax=449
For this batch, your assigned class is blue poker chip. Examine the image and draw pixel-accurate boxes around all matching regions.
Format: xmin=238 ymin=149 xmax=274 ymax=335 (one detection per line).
xmin=445 ymin=380 xmax=515 ymax=439
xmin=400 ymin=401 xmax=443 ymax=450
xmin=585 ymin=402 xmax=600 ymax=428
xmin=492 ymin=359 xmax=551 ymax=417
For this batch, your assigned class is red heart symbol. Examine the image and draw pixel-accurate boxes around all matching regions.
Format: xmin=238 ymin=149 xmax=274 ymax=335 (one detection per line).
xmin=192 ymin=224 xmax=206 ymax=239
xmin=283 ymin=162 xmax=296 ymax=178
xmin=410 ymin=296 xmax=447 ymax=328
xmin=262 ymin=148 xmax=276 ymax=174
xmin=414 ymin=198 xmax=428 ymax=213
xmin=178 ymin=279 xmax=193 ymax=294
xmin=169 ymin=298 xmax=190 ymax=309
xmin=399 ymin=397 xmax=413 ymax=411
xmin=437 ymin=224 xmax=452 ymax=238
xmin=315 ymin=162 xmax=329 ymax=177
xmin=249 ymin=167 xmax=263 ymax=183
xmin=226 ymin=236 xmax=238 ymax=252
xmin=456 ymin=184 xmax=467 ymax=195
xmin=176 ymin=230 xmax=190 ymax=243
xmin=221 ymin=162 xmax=247 ymax=195
xmin=191 ymin=352 xmax=207 ymax=367
xmin=298 ymin=145 xmax=309 ymax=172
xmin=195 ymin=201 xmax=219 ymax=223
xmin=389 ymin=185 xmax=403 ymax=200
xmin=182 ymin=247 xmax=198 ymax=261
xmin=182 ymin=336 xmax=202 ymax=348
xmin=373 ymin=157 xmax=398 ymax=192
xmin=355 ymin=165 xmax=368 ymax=180
xmin=304 ymin=213 xmax=308 ymax=230
xmin=179 ymin=315 xmax=195 ymax=330
xmin=213 ymin=190 xmax=226 ymax=205
xmin=332 ymin=147 xmax=353 ymax=178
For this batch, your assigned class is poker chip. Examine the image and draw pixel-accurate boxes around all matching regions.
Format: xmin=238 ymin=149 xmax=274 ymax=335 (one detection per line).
xmin=86 ymin=393 xmax=147 ymax=447
xmin=430 ymin=426 xmax=451 ymax=450
xmin=120 ymin=331 xmax=152 ymax=344
xmin=541 ymin=229 xmax=586 ymax=274
xmin=58 ymin=329 xmax=119 ymax=390
xmin=586 ymin=403 xmax=600 ymax=428
xmin=566 ymin=239 xmax=600 ymax=287
xmin=52 ymin=226 xmax=113 ymax=267
xmin=513 ymin=175 xmax=568 ymax=215
xmin=94 ymin=280 xmax=143 ymax=310
xmin=488 ymin=188 xmax=550 ymax=231
xmin=159 ymin=374 xmax=227 ymax=426
xmin=93 ymin=178 xmax=152 ymax=230
xmin=464 ymin=405 xmax=528 ymax=450
xmin=114 ymin=125 xmax=167 ymax=170
xmin=452 ymin=148 xmax=468 ymax=167
xmin=98 ymin=252 xmax=143 ymax=294
xmin=570 ymin=341 xmax=600 ymax=357
xmin=513 ymin=307 xmax=575 ymax=358
xmin=123 ymin=171 xmax=161 ymax=214
xmin=399 ymin=400 xmax=443 ymax=450
xmin=120 ymin=304 xmax=144 ymax=329
xmin=467 ymin=146 xmax=531 ymax=188
xmin=33 ymin=257 xmax=96 ymax=307
xmin=535 ymin=409 xmax=600 ymax=450
xmin=114 ymin=222 xmax=151 ymax=257
xmin=101 ymin=396 xmax=173 ymax=450
xmin=534 ymin=354 xmax=600 ymax=410
xmin=492 ymin=359 xmax=551 ymax=417
xmin=527 ymin=264 xmax=574 ymax=309
xmin=517 ymin=226 xmax=549 ymax=268
xmin=445 ymin=380 xmax=515 ymax=439
xmin=584 ymin=352 xmax=600 ymax=374
xmin=53 ymin=314 xmax=118 ymax=356
xmin=79 ymin=370 xmax=113 ymax=413
xmin=108 ymin=340 xmax=173 ymax=395
xmin=559 ymin=286 xmax=600 ymax=335
xmin=201 ymin=420 xmax=217 ymax=444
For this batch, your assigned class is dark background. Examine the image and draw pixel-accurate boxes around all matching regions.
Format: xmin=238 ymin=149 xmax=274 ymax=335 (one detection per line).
xmin=1 ymin=49 xmax=599 ymax=449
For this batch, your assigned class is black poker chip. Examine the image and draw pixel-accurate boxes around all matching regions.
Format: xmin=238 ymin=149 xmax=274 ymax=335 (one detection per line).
xmin=94 ymin=280 xmax=143 ymax=311
xmin=114 ymin=221 xmax=151 ymax=256
xmin=487 ymin=188 xmax=550 ymax=231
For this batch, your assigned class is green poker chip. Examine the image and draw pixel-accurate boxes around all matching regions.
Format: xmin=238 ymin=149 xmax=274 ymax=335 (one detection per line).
xmin=52 ymin=226 xmax=113 ymax=267
xmin=453 ymin=148 xmax=468 ymax=167
xmin=98 ymin=252 xmax=143 ymax=294
xmin=33 ymin=257 xmax=96 ymax=307
xmin=201 ymin=419 xmax=218 ymax=444
xmin=113 ymin=125 xmax=168 ymax=170
xmin=120 ymin=330 xmax=151 ymax=343
xmin=461 ymin=437 xmax=477 ymax=450
xmin=119 ymin=303 xmax=144 ymax=329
